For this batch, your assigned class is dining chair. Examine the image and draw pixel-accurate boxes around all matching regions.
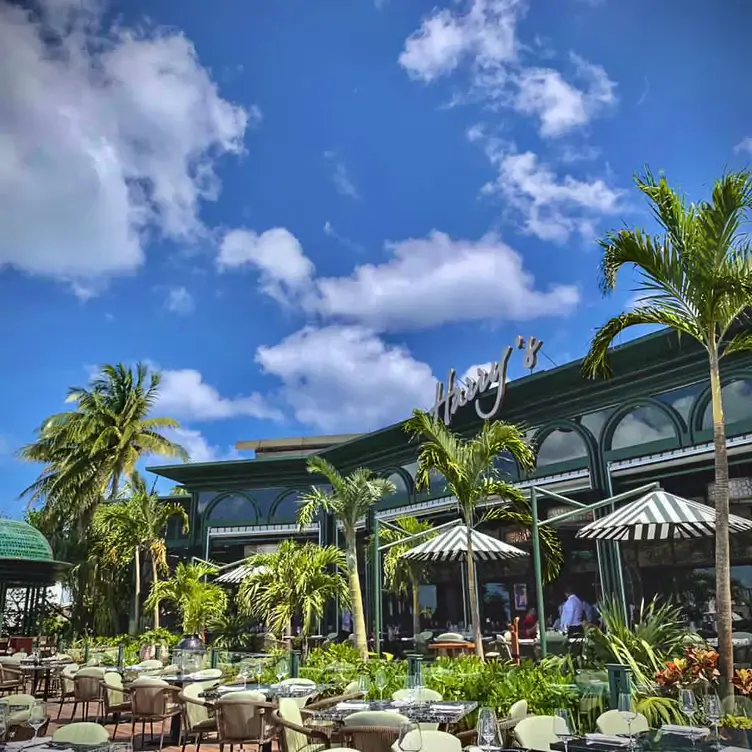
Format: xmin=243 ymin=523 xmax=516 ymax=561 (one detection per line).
xmin=52 ymin=721 xmax=110 ymax=746
xmin=272 ymin=696 xmax=329 ymax=752
xmin=56 ymin=662 xmax=79 ymax=718
xmin=391 ymin=730 xmax=461 ymax=752
xmin=72 ymin=667 xmax=106 ymax=722
xmin=178 ymin=681 xmax=220 ymax=752
xmin=129 ymin=676 xmax=182 ymax=750
xmin=342 ymin=710 xmax=409 ymax=752
xmin=215 ymin=690 xmax=275 ymax=752
xmin=100 ymin=671 xmax=131 ymax=736
xmin=514 ymin=715 xmax=567 ymax=752
xmin=596 ymin=709 xmax=649 ymax=736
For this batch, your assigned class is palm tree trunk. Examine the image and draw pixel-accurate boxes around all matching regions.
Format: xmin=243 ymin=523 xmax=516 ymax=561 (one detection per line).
xmin=466 ymin=527 xmax=485 ymax=660
xmin=150 ymin=555 xmax=160 ymax=629
xmin=709 ymin=344 xmax=734 ymax=691
xmin=410 ymin=574 xmax=421 ymax=637
xmin=133 ymin=546 xmax=141 ymax=634
xmin=345 ymin=539 xmax=369 ymax=660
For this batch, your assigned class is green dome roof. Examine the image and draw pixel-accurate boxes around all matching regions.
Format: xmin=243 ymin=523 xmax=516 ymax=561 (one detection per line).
xmin=0 ymin=519 xmax=53 ymax=561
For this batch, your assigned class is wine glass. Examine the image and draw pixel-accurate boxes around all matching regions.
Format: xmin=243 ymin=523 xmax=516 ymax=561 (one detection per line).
xmin=404 ymin=675 xmax=418 ymax=704
xmin=255 ymin=660 xmax=264 ymax=685
xmin=356 ymin=674 xmax=370 ymax=698
xmin=398 ymin=720 xmax=422 ymax=752
xmin=275 ymin=658 xmax=289 ymax=684
xmin=375 ymin=669 xmax=387 ymax=701
xmin=679 ymin=689 xmax=698 ymax=746
xmin=27 ymin=701 xmax=46 ymax=739
xmin=704 ymin=694 xmax=722 ymax=748
xmin=477 ymin=707 xmax=500 ymax=750
xmin=554 ymin=708 xmax=574 ymax=752
xmin=618 ymin=694 xmax=637 ymax=748
xmin=237 ymin=663 xmax=248 ymax=690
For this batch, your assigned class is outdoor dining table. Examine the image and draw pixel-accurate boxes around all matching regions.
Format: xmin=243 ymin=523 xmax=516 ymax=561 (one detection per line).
xmin=553 ymin=727 xmax=748 ymax=752
xmin=314 ymin=699 xmax=478 ymax=726
xmin=430 ymin=642 xmax=475 ymax=656
xmin=0 ymin=736 xmax=106 ymax=752
xmin=200 ymin=682 xmax=328 ymax=701
xmin=18 ymin=660 xmax=69 ymax=701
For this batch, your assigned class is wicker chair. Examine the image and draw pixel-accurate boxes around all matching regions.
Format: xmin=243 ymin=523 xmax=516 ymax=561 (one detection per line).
xmin=72 ymin=667 xmax=106 ymax=722
xmin=178 ymin=681 xmax=219 ymax=752
xmin=0 ymin=663 xmax=23 ymax=696
xmin=0 ymin=693 xmax=46 ymax=740
xmin=129 ymin=676 xmax=182 ymax=750
xmin=99 ymin=671 xmax=131 ymax=735
xmin=272 ymin=697 xmax=330 ymax=752
xmin=52 ymin=721 xmax=110 ymax=745
xmin=56 ymin=662 xmax=79 ymax=718
xmin=215 ymin=690 xmax=276 ymax=752
xmin=341 ymin=710 xmax=408 ymax=752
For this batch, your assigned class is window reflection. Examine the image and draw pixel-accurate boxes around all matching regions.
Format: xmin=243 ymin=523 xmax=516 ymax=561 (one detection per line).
xmin=579 ymin=410 xmax=612 ymax=442
xmin=206 ymin=494 xmax=258 ymax=523
xmin=656 ymin=383 xmax=702 ymax=424
xmin=269 ymin=491 xmax=302 ymax=523
xmin=610 ymin=404 xmax=676 ymax=450
xmin=536 ymin=428 xmax=588 ymax=465
xmin=385 ymin=471 xmax=409 ymax=500
xmin=702 ymin=379 xmax=752 ymax=429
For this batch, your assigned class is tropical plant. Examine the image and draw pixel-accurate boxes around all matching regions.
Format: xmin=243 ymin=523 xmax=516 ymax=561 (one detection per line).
xmin=655 ymin=646 xmax=720 ymax=690
xmin=93 ymin=471 xmax=189 ymax=631
xmin=210 ymin=612 xmax=258 ymax=651
xmin=403 ymin=410 xmax=562 ymax=659
xmin=146 ymin=561 xmax=227 ymax=638
xmin=381 ymin=517 xmax=437 ymax=637
xmin=586 ymin=598 xmax=697 ymax=685
xmin=237 ymin=540 xmax=350 ymax=638
xmin=20 ymin=362 xmax=187 ymax=532
xmin=298 ymin=457 xmax=396 ymax=659
xmin=581 ymin=168 xmax=752 ymax=685
xmin=733 ymin=669 xmax=752 ymax=696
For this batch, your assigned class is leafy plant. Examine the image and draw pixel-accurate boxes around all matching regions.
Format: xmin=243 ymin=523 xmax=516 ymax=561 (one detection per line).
xmin=734 ymin=669 xmax=752 ymax=696
xmin=655 ymin=647 xmax=720 ymax=690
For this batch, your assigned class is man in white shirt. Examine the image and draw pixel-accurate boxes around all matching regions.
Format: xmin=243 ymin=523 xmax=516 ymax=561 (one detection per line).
xmin=560 ymin=587 xmax=584 ymax=632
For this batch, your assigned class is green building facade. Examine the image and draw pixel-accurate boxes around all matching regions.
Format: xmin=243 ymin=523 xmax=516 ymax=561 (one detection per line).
xmin=150 ymin=328 xmax=752 ymax=631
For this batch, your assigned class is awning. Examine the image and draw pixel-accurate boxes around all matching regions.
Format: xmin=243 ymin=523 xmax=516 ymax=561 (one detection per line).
xmin=400 ymin=524 xmax=528 ymax=562
xmin=215 ymin=563 xmax=265 ymax=584
xmin=576 ymin=489 xmax=752 ymax=542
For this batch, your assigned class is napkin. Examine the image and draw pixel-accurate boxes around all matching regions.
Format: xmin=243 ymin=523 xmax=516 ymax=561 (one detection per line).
xmin=585 ymin=733 xmax=631 ymax=746
xmin=431 ymin=704 xmax=460 ymax=712
xmin=337 ymin=701 xmax=369 ymax=709
xmin=3 ymin=739 xmax=54 ymax=749
xmin=661 ymin=725 xmax=710 ymax=737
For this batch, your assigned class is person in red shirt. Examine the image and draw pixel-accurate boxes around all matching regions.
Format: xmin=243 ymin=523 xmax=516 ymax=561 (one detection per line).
xmin=521 ymin=607 xmax=538 ymax=638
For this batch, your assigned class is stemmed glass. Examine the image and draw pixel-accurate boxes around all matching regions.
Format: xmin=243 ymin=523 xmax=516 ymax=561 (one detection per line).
xmin=237 ymin=663 xmax=248 ymax=690
xmin=704 ymin=694 xmax=722 ymax=749
xmin=254 ymin=660 xmax=263 ymax=685
xmin=477 ymin=707 xmax=500 ymax=750
xmin=374 ymin=669 xmax=387 ymax=701
xmin=397 ymin=720 xmax=422 ymax=752
xmin=554 ymin=708 xmax=574 ymax=752
xmin=618 ymin=694 xmax=637 ymax=748
xmin=27 ymin=701 xmax=46 ymax=739
xmin=679 ymin=689 xmax=698 ymax=746
xmin=356 ymin=674 xmax=370 ymax=699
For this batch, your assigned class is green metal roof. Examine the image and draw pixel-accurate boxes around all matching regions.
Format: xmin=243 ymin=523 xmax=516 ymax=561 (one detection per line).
xmin=0 ymin=519 xmax=53 ymax=561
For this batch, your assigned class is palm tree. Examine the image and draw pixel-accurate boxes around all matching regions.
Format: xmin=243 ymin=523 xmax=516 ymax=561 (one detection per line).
xmin=93 ymin=471 xmax=189 ymax=631
xmin=381 ymin=517 xmax=437 ymax=637
xmin=146 ymin=561 xmax=227 ymax=638
xmin=20 ymin=362 xmax=188 ymax=532
xmin=581 ymin=168 xmax=752 ymax=686
xmin=298 ymin=457 xmax=396 ymax=660
xmin=237 ymin=540 xmax=350 ymax=638
xmin=404 ymin=410 xmax=563 ymax=659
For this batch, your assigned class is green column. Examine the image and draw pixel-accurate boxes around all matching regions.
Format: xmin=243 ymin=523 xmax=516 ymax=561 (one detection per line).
xmin=531 ymin=488 xmax=547 ymax=656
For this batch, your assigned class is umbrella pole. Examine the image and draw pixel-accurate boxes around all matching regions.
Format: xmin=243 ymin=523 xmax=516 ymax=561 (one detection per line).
xmin=531 ymin=488 xmax=547 ymax=657
xmin=604 ymin=466 xmax=629 ymax=622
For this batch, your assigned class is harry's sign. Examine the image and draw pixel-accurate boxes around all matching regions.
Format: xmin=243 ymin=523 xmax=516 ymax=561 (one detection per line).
xmin=429 ymin=336 xmax=543 ymax=425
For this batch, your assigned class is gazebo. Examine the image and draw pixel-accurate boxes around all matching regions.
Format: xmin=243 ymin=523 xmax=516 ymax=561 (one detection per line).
xmin=0 ymin=519 xmax=69 ymax=637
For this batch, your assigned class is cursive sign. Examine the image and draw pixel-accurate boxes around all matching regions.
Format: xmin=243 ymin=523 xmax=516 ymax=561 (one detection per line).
xmin=429 ymin=336 xmax=543 ymax=425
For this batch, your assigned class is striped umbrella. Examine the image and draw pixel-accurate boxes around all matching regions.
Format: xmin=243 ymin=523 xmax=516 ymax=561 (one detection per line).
xmin=576 ymin=489 xmax=752 ymax=542
xmin=400 ymin=524 xmax=528 ymax=562
xmin=215 ymin=563 xmax=265 ymax=584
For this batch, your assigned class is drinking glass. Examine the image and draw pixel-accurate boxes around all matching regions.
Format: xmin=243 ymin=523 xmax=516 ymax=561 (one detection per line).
xmin=356 ymin=674 xmax=370 ymax=698
xmin=618 ymin=694 xmax=637 ymax=748
xmin=375 ymin=669 xmax=387 ymax=701
xmin=554 ymin=708 xmax=574 ymax=752
xmin=255 ymin=660 xmax=264 ymax=684
xmin=679 ymin=689 xmax=698 ymax=745
xmin=237 ymin=665 xmax=248 ymax=689
xmin=476 ymin=706 xmax=500 ymax=750
xmin=28 ymin=701 xmax=46 ymax=739
xmin=404 ymin=675 xmax=418 ymax=704
xmin=704 ymin=694 xmax=722 ymax=747
xmin=398 ymin=720 xmax=422 ymax=752
xmin=275 ymin=658 xmax=289 ymax=683
xmin=110 ymin=743 xmax=134 ymax=752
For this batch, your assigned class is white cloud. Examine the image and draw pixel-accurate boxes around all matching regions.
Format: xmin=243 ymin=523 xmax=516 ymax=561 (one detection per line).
xmin=255 ymin=326 xmax=436 ymax=432
xmin=0 ymin=0 xmax=248 ymax=295
xmin=165 ymin=286 xmax=195 ymax=315
xmin=313 ymin=231 xmax=579 ymax=330
xmin=735 ymin=138 xmax=752 ymax=156
xmin=399 ymin=0 xmax=616 ymax=137
xmin=157 ymin=368 xmax=283 ymax=421
xmin=399 ymin=0 xmax=523 ymax=82
xmin=159 ymin=427 xmax=238 ymax=463
xmin=324 ymin=152 xmax=360 ymax=199
xmin=513 ymin=54 xmax=616 ymax=138
xmin=460 ymin=362 xmax=495 ymax=385
xmin=217 ymin=228 xmax=315 ymax=304
xmin=481 ymin=148 xmax=624 ymax=242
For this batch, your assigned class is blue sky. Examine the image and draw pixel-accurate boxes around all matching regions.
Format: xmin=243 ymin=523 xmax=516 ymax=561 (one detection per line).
xmin=0 ymin=0 xmax=750 ymax=513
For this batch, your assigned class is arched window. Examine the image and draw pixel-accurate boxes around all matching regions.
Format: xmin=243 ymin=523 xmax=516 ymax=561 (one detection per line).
xmin=268 ymin=491 xmax=302 ymax=523
xmin=206 ymin=494 xmax=259 ymax=524
xmin=536 ymin=428 xmax=588 ymax=466
xmin=611 ymin=404 xmax=676 ymax=450
xmin=702 ymin=379 xmax=752 ymax=429
xmin=429 ymin=468 xmax=447 ymax=496
xmin=384 ymin=471 xmax=409 ymax=502
xmin=579 ymin=410 xmax=612 ymax=442
xmin=494 ymin=451 xmax=518 ymax=477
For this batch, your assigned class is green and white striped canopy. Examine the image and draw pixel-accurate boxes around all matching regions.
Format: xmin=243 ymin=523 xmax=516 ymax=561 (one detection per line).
xmin=400 ymin=524 xmax=528 ymax=562
xmin=576 ymin=490 xmax=752 ymax=541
